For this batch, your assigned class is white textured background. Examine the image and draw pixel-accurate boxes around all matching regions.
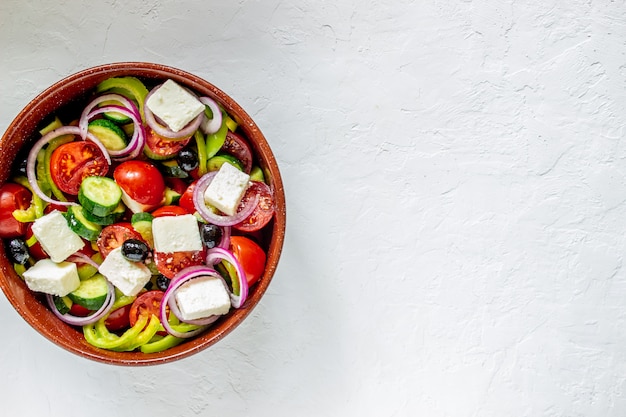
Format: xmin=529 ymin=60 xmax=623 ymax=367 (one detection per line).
xmin=1 ymin=1 xmax=626 ymax=416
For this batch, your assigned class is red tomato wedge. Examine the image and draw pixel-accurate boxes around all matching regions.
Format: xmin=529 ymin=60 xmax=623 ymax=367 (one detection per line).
xmin=97 ymin=223 xmax=145 ymax=258
xmin=233 ymin=181 xmax=275 ymax=232
xmin=0 ymin=183 xmax=31 ymax=238
xmin=49 ymin=141 xmax=109 ymax=195
xmin=229 ymin=236 xmax=266 ymax=287
xmin=153 ymin=250 xmax=204 ymax=279
xmin=223 ymin=131 xmax=253 ymax=173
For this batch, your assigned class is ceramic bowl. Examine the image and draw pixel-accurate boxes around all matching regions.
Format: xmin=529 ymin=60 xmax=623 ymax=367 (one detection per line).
xmin=0 ymin=62 xmax=285 ymax=366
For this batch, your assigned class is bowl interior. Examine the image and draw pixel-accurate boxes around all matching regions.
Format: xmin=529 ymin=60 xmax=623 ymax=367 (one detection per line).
xmin=0 ymin=62 xmax=285 ymax=365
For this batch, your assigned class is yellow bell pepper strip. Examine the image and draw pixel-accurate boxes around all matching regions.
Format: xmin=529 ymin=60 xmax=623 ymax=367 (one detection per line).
xmin=223 ymin=110 xmax=238 ymax=132
xmin=12 ymin=176 xmax=44 ymax=220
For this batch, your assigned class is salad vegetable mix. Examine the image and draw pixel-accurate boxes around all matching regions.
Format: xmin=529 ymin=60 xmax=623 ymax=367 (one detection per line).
xmin=1 ymin=76 xmax=275 ymax=353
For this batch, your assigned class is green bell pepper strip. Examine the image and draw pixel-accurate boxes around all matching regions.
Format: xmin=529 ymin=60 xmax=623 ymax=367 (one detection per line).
xmin=205 ymin=116 xmax=228 ymax=160
xmin=140 ymin=322 xmax=204 ymax=353
xmin=111 ymin=314 xmax=161 ymax=352
xmin=96 ymin=77 xmax=149 ymax=122
xmin=84 ymin=314 xmax=148 ymax=350
xmin=194 ymin=130 xmax=208 ymax=176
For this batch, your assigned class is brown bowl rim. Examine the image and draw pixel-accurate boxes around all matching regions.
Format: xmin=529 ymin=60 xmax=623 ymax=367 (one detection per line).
xmin=0 ymin=62 xmax=286 ymax=366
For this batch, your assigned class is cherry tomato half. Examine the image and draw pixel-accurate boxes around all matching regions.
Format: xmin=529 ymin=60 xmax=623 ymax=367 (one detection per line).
xmin=69 ymin=303 xmax=92 ymax=317
xmin=49 ymin=141 xmax=109 ymax=195
xmin=233 ymin=181 xmax=275 ymax=232
xmin=97 ymin=223 xmax=145 ymax=258
xmin=154 ymin=250 xmax=204 ymax=279
xmin=144 ymin=128 xmax=191 ymax=160
xmin=178 ymin=180 xmax=197 ymax=214
xmin=229 ymin=235 xmax=266 ymax=287
xmin=0 ymin=183 xmax=31 ymax=238
xmin=104 ymin=303 xmax=132 ymax=332
xmin=223 ymin=131 xmax=253 ymax=173
xmin=152 ymin=205 xmax=189 ymax=217
xmin=114 ymin=160 xmax=165 ymax=206
xmin=129 ymin=290 xmax=168 ymax=335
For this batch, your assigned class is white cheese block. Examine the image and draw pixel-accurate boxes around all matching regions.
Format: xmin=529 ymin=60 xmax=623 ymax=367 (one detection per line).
xmin=174 ymin=276 xmax=231 ymax=320
xmin=23 ymin=258 xmax=80 ymax=297
xmin=145 ymin=79 xmax=205 ymax=132
xmin=98 ymin=247 xmax=151 ymax=296
xmin=152 ymin=214 xmax=203 ymax=253
xmin=203 ymin=162 xmax=250 ymax=216
xmin=31 ymin=210 xmax=85 ymax=262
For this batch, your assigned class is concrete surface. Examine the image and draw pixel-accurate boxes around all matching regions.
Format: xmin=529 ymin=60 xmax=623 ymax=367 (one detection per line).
xmin=1 ymin=1 xmax=626 ymax=416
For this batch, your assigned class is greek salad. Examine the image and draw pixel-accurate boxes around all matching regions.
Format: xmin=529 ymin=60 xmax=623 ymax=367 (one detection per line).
xmin=1 ymin=76 xmax=275 ymax=353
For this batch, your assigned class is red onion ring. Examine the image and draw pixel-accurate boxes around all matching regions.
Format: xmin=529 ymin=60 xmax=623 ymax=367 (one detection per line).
xmin=45 ymin=279 xmax=115 ymax=326
xmin=79 ymin=93 xmax=141 ymax=139
xmin=84 ymin=105 xmax=145 ymax=160
xmin=67 ymin=252 xmax=100 ymax=269
xmin=205 ymin=247 xmax=249 ymax=308
xmin=26 ymin=126 xmax=111 ymax=206
xmin=143 ymin=85 xmax=204 ymax=140
xmin=159 ymin=265 xmax=230 ymax=338
xmin=218 ymin=225 xmax=231 ymax=250
xmin=192 ymin=171 xmax=259 ymax=226
xmin=198 ymin=96 xmax=223 ymax=135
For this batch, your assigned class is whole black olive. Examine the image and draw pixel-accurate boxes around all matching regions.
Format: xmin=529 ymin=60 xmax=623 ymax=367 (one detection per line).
xmin=200 ymin=224 xmax=223 ymax=249
xmin=177 ymin=148 xmax=198 ymax=172
xmin=8 ymin=238 xmax=30 ymax=265
xmin=121 ymin=239 xmax=150 ymax=262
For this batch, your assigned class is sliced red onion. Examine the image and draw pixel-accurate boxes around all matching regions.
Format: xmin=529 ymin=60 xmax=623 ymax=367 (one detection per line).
xmin=218 ymin=225 xmax=231 ymax=250
xmin=159 ymin=265 xmax=229 ymax=338
xmin=144 ymin=85 xmax=204 ymax=140
xmin=26 ymin=126 xmax=110 ymax=206
xmin=79 ymin=93 xmax=141 ymax=139
xmin=192 ymin=171 xmax=259 ymax=226
xmin=45 ymin=279 xmax=115 ymax=326
xmin=67 ymin=252 xmax=100 ymax=269
xmin=198 ymin=96 xmax=223 ymax=135
xmin=205 ymin=247 xmax=249 ymax=308
xmin=84 ymin=105 xmax=145 ymax=160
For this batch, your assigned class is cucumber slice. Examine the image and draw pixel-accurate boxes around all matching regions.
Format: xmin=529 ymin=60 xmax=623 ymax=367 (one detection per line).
xmin=99 ymin=100 xmax=132 ymax=124
xmin=96 ymin=76 xmax=149 ymax=120
xmin=160 ymin=159 xmax=189 ymax=178
xmin=66 ymin=205 xmax=102 ymax=241
xmin=88 ymin=119 xmax=128 ymax=151
xmin=68 ymin=273 xmax=109 ymax=310
xmin=207 ymin=154 xmax=244 ymax=172
xmin=82 ymin=201 xmax=126 ymax=226
xmin=131 ymin=212 xmax=154 ymax=248
xmin=163 ymin=187 xmax=181 ymax=205
xmin=52 ymin=295 xmax=72 ymax=314
xmin=78 ymin=176 xmax=122 ymax=217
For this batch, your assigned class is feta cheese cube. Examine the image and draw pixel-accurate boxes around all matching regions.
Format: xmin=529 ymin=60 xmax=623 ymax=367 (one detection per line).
xmin=23 ymin=259 xmax=80 ymax=297
xmin=145 ymin=79 xmax=205 ymax=132
xmin=203 ymin=162 xmax=250 ymax=216
xmin=174 ymin=276 xmax=231 ymax=320
xmin=152 ymin=214 xmax=203 ymax=253
xmin=98 ymin=247 xmax=151 ymax=296
xmin=31 ymin=210 xmax=85 ymax=262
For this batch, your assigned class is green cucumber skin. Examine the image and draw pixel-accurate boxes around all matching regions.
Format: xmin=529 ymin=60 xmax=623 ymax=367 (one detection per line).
xmin=66 ymin=206 xmax=102 ymax=241
xmin=79 ymin=176 xmax=122 ymax=217
xmin=68 ymin=274 xmax=109 ymax=310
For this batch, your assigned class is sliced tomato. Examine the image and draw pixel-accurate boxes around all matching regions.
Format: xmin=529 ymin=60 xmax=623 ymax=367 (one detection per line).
xmin=97 ymin=223 xmax=145 ymax=258
xmin=69 ymin=303 xmax=92 ymax=317
xmin=233 ymin=181 xmax=275 ymax=232
xmin=153 ymin=250 xmax=204 ymax=279
xmin=144 ymin=128 xmax=191 ymax=160
xmin=165 ymin=177 xmax=188 ymax=195
xmin=113 ymin=160 xmax=165 ymax=206
xmin=178 ymin=180 xmax=197 ymax=214
xmin=229 ymin=235 xmax=266 ymax=287
xmin=129 ymin=290 xmax=168 ymax=335
xmin=104 ymin=303 xmax=132 ymax=332
xmin=223 ymin=131 xmax=253 ymax=173
xmin=0 ymin=183 xmax=32 ymax=238
xmin=152 ymin=205 xmax=189 ymax=217
xmin=49 ymin=141 xmax=109 ymax=195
